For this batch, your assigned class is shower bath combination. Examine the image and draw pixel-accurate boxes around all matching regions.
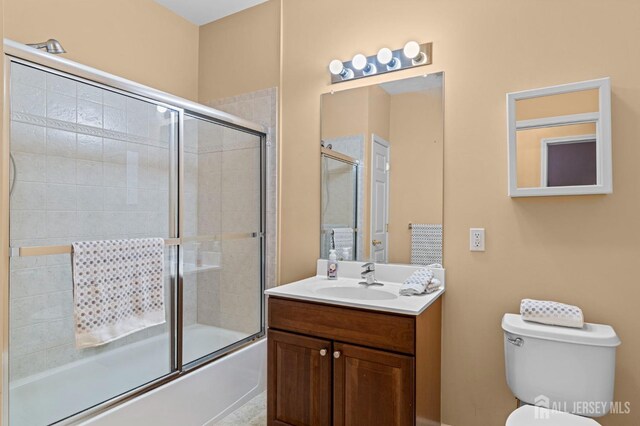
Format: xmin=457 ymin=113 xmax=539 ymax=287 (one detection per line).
xmin=4 ymin=39 xmax=267 ymax=425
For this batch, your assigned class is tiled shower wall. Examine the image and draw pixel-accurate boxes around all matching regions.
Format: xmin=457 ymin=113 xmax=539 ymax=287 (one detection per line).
xmin=9 ymin=63 xmax=175 ymax=380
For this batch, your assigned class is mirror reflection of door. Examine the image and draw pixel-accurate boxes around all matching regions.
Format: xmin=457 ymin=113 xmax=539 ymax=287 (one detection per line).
xmin=542 ymin=135 xmax=597 ymax=187
xmin=371 ymin=135 xmax=390 ymax=262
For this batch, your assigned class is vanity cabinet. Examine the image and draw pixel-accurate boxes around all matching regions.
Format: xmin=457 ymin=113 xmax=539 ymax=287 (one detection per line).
xmin=267 ymin=296 xmax=442 ymax=426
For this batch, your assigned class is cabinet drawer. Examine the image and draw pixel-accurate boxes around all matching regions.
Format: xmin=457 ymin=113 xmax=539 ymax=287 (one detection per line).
xmin=268 ymin=297 xmax=415 ymax=355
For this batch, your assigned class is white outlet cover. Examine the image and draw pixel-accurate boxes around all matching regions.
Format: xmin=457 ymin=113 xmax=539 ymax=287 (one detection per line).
xmin=470 ymin=228 xmax=485 ymax=252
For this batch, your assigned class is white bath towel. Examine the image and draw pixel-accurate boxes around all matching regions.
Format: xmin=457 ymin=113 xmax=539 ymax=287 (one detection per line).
xmin=332 ymin=228 xmax=354 ymax=257
xmin=72 ymin=238 xmax=166 ymax=348
xmin=400 ymin=265 xmax=442 ymax=296
xmin=520 ymin=299 xmax=584 ymax=329
xmin=411 ymin=224 xmax=443 ymax=265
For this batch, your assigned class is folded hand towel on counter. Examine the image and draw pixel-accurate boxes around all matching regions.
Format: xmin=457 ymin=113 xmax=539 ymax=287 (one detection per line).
xmin=520 ymin=299 xmax=584 ymax=328
xmin=400 ymin=265 xmax=443 ymax=296
xmin=72 ymin=238 xmax=166 ymax=348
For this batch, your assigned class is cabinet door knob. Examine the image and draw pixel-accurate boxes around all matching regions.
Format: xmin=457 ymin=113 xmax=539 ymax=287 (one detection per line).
xmin=319 ymin=349 xmax=327 ymax=356
xmin=333 ymin=351 xmax=341 ymax=359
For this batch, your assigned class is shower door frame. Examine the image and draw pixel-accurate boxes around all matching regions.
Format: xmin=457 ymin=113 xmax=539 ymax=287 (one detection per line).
xmin=1 ymin=39 xmax=267 ymax=426
xmin=320 ymin=148 xmax=359 ymax=260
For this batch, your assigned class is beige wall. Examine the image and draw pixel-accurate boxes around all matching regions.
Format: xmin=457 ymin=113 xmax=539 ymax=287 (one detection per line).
xmin=321 ymin=87 xmax=368 ymax=140
xmin=388 ymin=89 xmax=443 ymax=264
xmin=368 ymin=85 xmax=390 ymax=141
xmin=4 ymin=0 xmax=200 ymax=100
xmin=198 ymin=0 xmax=281 ymax=103
xmin=280 ymin=1 xmax=639 ymax=426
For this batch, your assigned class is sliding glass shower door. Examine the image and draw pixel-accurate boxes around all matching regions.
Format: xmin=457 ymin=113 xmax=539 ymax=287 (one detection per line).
xmin=181 ymin=114 xmax=264 ymax=365
xmin=8 ymin=61 xmax=179 ymax=426
xmin=7 ymin=59 xmax=265 ymax=425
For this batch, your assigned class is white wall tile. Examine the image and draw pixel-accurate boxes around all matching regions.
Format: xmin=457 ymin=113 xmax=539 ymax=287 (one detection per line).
xmin=77 ymin=99 xmax=103 ymax=128
xmin=12 ymin=63 xmax=46 ymax=89
xmin=104 ymin=106 xmax=127 ymax=133
xmin=77 ymin=83 xmax=102 ymax=104
xmin=77 ymin=160 xmax=104 ymax=186
xmin=45 ymin=183 xmax=77 ymax=211
xmin=10 ymin=211 xmax=46 ymax=240
xmin=11 ymin=83 xmax=46 ymax=117
xmin=46 ymin=91 xmax=77 ymax=123
xmin=46 ymin=128 xmax=76 ymax=158
xmin=77 ymin=186 xmax=104 ymax=211
xmin=103 ymin=138 xmax=127 ymax=164
xmin=45 ymin=211 xmax=78 ymax=238
xmin=46 ymin=156 xmax=76 ymax=184
xmin=103 ymin=90 xmax=126 ymax=109
xmin=77 ymin=134 xmax=103 ymax=161
xmin=11 ymin=121 xmax=46 ymax=154
xmin=10 ymin=181 xmax=46 ymax=210
xmin=46 ymin=73 xmax=76 ymax=97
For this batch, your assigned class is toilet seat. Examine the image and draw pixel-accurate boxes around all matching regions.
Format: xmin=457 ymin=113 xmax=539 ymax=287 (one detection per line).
xmin=506 ymin=405 xmax=600 ymax=426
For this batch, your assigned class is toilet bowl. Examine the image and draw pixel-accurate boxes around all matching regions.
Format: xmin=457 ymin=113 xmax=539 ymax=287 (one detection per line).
xmin=506 ymin=405 xmax=600 ymax=425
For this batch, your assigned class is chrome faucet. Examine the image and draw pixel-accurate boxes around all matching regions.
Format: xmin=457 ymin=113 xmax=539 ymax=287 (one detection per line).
xmin=359 ymin=262 xmax=382 ymax=286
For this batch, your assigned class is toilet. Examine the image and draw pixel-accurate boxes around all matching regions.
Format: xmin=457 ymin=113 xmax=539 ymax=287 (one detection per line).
xmin=502 ymin=313 xmax=621 ymax=425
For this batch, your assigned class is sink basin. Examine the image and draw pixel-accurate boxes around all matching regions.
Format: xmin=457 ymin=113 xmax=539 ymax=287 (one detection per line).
xmin=314 ymin=286 xmax=397 ymax=300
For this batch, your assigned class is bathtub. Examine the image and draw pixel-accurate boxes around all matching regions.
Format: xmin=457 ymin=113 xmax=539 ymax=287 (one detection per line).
xmin=82 ymin=337 xmax=266 ymax=426
xmin=9 ymin=325 xmax=266 ymax=425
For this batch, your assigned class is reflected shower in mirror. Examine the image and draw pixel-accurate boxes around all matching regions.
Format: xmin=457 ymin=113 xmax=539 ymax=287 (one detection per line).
xmin=320 ymin=72 xmax=444 ymax=265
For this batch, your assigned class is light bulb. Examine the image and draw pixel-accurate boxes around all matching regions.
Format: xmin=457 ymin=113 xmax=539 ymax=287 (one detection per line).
xmin=328 ymin=59 xmax=354 ymax=80
xmin=377 ymin=48 xmax=393 ymax=65
xmin=352 ymin=54 xmax=367 ymax=71
xmin=403 ymin=40 xmax=425 ymax=63
xmin=329 ymin=59 xmax=345 ymax=75
xmin=377 ymin=47 xmax=400 ymax=70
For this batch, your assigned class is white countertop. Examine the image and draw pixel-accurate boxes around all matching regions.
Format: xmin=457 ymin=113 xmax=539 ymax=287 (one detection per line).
xmin=265 ymin=260 xmax=445 ymax=316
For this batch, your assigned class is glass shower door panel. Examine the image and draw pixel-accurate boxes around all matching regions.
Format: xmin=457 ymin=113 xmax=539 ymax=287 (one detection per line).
xmin=182 ymin=115 xmax=263 ymax=365
xmin=320 ymin=156 xmax=358 ymax=259
xmin=8 ymin=62 xmax=178 ymax=425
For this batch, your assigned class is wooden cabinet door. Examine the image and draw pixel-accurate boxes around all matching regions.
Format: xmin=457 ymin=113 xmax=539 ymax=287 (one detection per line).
xmin=333 ymin=343 xmax=415 ymax=426
xmin=268 ymin=329 xmax=332 ymax=425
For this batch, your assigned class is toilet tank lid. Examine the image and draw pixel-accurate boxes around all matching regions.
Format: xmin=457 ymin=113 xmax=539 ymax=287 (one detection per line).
xmin=502 ymin=314 xmax=621 ymax=347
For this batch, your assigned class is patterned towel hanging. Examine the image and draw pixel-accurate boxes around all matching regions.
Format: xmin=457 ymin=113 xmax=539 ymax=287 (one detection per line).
xmin=410 ymin=224 xmax=442 ymax=266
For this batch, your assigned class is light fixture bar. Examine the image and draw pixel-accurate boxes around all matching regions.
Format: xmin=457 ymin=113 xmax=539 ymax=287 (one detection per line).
xmin=328 ymin=42 xmax=432 ymax=84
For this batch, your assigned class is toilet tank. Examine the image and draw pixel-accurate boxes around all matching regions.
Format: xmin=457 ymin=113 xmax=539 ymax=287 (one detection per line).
xmin=502 ymin=313 xmax=620 ymax=417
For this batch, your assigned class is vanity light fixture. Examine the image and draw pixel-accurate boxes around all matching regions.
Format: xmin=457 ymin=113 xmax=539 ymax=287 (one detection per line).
xmin=328 ymin=40 xmax=432 ymax=84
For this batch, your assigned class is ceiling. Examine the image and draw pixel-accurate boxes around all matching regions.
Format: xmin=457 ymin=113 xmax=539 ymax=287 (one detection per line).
xmin=154 ymin=0 xmax=268 ymax=26
xmin=379 ymin=73 xmax=443 ymax=95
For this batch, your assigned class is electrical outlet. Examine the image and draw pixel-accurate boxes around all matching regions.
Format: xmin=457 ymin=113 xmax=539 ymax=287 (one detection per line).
xmin=470 ymin=228 xmax=485 ymax=252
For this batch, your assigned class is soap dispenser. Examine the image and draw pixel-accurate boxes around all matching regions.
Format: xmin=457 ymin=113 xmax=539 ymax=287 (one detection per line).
xmin=328 ymin=249 xmax=338 ymax=280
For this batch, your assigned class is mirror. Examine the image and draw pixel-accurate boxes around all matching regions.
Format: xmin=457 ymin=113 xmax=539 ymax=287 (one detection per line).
xmin=320 ymin=72 xmax=444 ymax=265
xmin=507 ymin=78 xmax=612 ymax=197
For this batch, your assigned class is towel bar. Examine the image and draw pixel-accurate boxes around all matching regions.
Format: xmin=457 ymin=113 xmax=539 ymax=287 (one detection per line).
xmin=9 ymin=232 xmax=263 ymax=257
